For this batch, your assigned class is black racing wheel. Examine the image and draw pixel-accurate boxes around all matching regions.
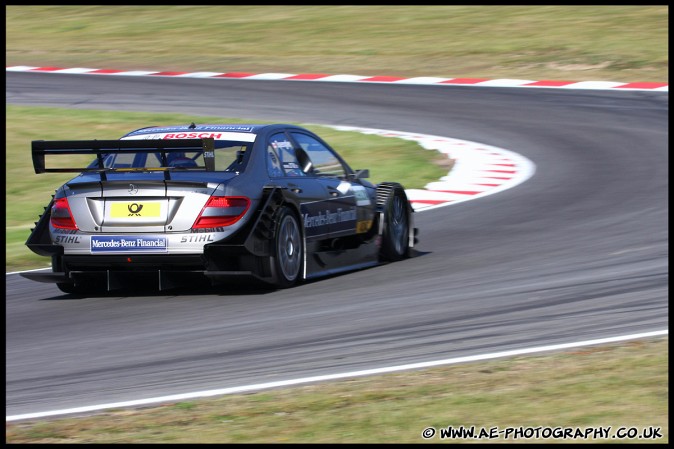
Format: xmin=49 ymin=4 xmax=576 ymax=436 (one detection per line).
xmin=380 ymin=189 xmax=411 ymax=262
xmin=270 ymin=206 xmax=303 ymax=288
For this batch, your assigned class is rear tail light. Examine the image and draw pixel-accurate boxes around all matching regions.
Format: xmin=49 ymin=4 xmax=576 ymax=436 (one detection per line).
xmin=192 ymin=196 xmax=250 ymax=228
xmin=50 ymin=197 xmax=78 ymax=230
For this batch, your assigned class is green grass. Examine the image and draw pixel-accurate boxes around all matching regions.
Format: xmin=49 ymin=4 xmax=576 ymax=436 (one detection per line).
xmin=5 ymin=338 xmax=668 ymax=443
xmin=5 ymin=5 xmax=667 ymax=82
xmin=5 ymin=105 xmax=448 ymax=272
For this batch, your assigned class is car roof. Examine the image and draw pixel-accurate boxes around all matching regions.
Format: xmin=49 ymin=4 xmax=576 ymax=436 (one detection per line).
xmin=122 ymin=123 xmax=297 ymax=138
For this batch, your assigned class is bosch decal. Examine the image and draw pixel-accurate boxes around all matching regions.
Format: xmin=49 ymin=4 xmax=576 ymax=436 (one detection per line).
xmin=163 ymin=132 xmax=223 ymax=139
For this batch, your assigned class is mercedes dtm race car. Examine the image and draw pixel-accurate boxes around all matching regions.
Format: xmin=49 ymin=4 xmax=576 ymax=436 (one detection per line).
xmin=22 ymin=123 xmax=417 ymax=294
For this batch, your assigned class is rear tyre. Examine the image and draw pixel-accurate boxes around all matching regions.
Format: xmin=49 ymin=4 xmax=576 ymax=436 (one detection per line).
xmin=270 ymin=206 xmax=303 ymax=288
xmin=380 ymin=190 xmax=410 ymax=262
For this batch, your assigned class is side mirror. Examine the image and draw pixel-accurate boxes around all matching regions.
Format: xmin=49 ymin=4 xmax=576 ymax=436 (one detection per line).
xmin=353 ymin=169 xmax=370 ymax=179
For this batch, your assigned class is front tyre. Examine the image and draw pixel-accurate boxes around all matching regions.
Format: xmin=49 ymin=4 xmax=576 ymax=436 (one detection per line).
xmin=270 ymin=206 xmax=303 ymax=288
xmin=380 ymin=190 xmax=411 ymax=262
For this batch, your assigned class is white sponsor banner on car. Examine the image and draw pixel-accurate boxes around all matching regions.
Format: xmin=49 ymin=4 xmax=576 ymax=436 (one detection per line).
xmin=122 ymin=132 xmax=256 ymax=142
xmin=90 ymin=236 xmax=168 ymax=253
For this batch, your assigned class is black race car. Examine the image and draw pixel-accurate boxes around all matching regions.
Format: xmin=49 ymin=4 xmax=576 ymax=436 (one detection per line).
xmin=22 ymin=123 xmax=417 ymax=293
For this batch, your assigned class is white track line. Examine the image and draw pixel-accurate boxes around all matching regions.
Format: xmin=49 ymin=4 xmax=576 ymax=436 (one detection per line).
xmin=6 ymin=330 xmax=667 ymax=422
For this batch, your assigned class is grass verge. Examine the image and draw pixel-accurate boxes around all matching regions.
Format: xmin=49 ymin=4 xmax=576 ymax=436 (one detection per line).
xmin=5 ymin=6 xmax=667 ymax=82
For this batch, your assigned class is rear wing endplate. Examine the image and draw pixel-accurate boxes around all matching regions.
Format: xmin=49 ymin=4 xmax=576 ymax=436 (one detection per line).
xmin=31 ymin=138 xmax=216 ymax=180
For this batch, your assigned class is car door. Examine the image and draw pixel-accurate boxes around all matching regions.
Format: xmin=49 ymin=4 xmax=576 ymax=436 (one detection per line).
xmin=288 ymin=131 xmax=376 ymax=239
xmin=266 ymin=132 xmax=332 ymax=241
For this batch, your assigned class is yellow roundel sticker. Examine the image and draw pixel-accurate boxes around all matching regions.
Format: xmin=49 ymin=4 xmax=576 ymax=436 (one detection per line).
xmin=356 ymin=220 xmax=372 ymax=233
xmin=111 ymin=202 xmax=161 ymax=218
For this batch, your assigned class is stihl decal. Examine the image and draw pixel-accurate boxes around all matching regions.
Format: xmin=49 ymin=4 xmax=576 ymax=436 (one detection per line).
xmin=180 ymin=234 xmax=215 ymax=243
xmin=54 ymin=235 xmax=81 ymax=244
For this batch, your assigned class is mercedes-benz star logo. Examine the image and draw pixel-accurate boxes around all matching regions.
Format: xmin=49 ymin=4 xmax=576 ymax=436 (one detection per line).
xmin=128 ymin=184 xmax=138 ymax=195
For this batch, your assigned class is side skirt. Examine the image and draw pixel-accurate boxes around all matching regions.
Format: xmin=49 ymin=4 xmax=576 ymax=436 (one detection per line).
xmin=304 ymin=238 xmax=380 ymax=280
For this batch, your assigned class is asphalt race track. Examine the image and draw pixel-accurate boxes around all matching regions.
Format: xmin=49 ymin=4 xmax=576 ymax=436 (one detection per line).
xmin=5 ymin=72 xmax=668 ymax=418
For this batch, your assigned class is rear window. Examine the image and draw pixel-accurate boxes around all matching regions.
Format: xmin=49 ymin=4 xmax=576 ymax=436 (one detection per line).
xmin=89 ymin=141 xmax=252 ymax=172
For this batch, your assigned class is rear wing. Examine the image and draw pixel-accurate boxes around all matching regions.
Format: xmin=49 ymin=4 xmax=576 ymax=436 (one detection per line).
xmin=31 ymin=138 xmax=215 ymax=180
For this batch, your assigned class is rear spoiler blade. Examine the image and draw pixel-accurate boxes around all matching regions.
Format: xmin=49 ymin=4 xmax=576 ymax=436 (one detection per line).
xmin=31 ymin=138 xmax=216 ymax=178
